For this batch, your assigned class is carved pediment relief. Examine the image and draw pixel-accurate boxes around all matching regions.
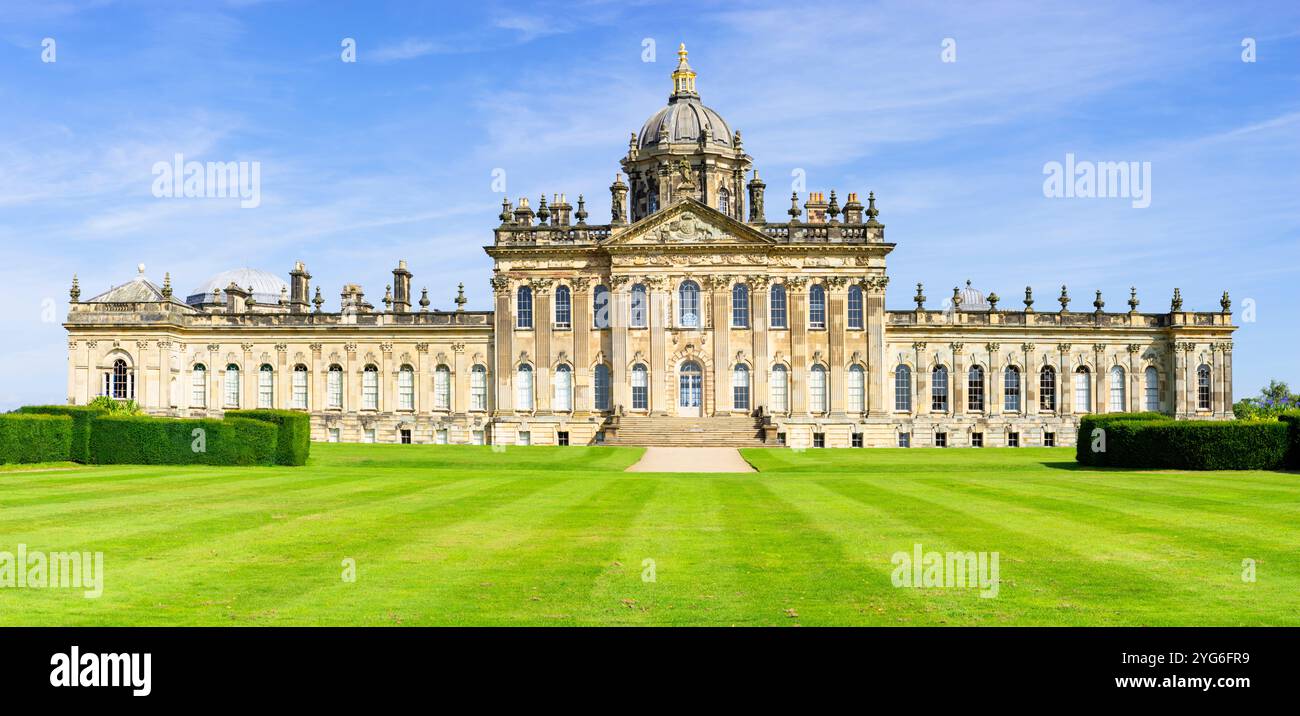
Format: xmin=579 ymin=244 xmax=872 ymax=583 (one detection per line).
xmin=608 ymin=198 xmax=774 ymax=247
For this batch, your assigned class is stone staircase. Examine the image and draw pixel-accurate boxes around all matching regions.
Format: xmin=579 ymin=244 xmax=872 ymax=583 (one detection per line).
xmin=604 ymin=415 xmax=768 ymax=447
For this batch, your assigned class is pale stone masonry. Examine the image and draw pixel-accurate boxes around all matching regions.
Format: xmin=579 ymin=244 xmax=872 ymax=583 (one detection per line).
xmin=64 ymin=45 xmax=1236 ymax=447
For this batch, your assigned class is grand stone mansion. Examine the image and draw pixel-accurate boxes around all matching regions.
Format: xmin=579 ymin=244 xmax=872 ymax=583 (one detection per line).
xmin=64 ymin=45 xmax=1237 ymax=448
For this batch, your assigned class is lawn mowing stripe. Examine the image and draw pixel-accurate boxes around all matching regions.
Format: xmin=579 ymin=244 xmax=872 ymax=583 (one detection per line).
xmin=245 ymin=474 xmax=620 ymax=625
xmin=405 ymin=477 xmax=661 ymax=625
xmin=814 ymin=477 xmax=1198 ymax=625
xmin=831 ymin=475 xmax=1295 ymax=625
xmin=760 ymin=477 xmax=1009 ymax=625
xmin=1 ymin=474 xmax=556 ymax=626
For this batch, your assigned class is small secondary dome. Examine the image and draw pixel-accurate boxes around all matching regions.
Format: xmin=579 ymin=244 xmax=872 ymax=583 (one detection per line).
xmin=187 ymin=267 xmax=287 ymax=307
xmin=953 ymin=280 xmax=990 ymax=312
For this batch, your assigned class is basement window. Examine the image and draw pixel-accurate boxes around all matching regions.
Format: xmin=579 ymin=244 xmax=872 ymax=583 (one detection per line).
xmin=971 ymin=432 xmax=984 ymax=448
xmin=558 ymin=431 xmax=570 ymax=446
xmin=400 ymin=429 xmax=412 ymax=444
xmin=1008 ymin=432 xmax=1019 ymax=448
xmin=851 ymin=433 xmax=864 ymax=448
xmin=934 ymin=432 xmax=947 ymax=448
xmin=898 ymin=432 xmax=911 ymax=448
xmin=813 ymin=433 xmax=826 ymax=448
xmin=1044 ymin=432 xmax=1056 ymax=447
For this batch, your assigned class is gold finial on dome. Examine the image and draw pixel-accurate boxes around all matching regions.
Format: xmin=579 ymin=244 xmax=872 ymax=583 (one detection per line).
xmin=670 ymin=41 xmax=697 ymax=99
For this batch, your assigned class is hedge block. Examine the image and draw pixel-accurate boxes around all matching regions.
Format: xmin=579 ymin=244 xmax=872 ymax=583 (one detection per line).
xmin=1278 ymin=411 xmax=1300 ymax=469
xmin=15 ymin=405 xmax=108 ymax=463
xmin=89 ymin=415 xmax=278 ymax=466
xmin=224 ymin=410 xmax=311 ymax=465
xmin=0 ymin=414 xmax=73 ymax=464
xmin=1077 ymin=414 xmax=1288 ymax=471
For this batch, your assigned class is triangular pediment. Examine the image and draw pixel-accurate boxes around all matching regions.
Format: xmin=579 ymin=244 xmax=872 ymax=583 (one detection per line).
xmin=605 ymin=197 xmax=775 ymax=247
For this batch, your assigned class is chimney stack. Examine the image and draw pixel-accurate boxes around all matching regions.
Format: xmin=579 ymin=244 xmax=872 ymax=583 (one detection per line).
xmin=289 ymin=261 xmax=312 ymax=312
xmin=392 ymin=260 xmax=412 ymax=313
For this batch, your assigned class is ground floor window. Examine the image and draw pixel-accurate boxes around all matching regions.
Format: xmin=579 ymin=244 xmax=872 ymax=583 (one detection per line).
xmin=851 ymin=433 xmax=863 ymax=448
xmin=436 ymin=429 xmax=449 ymax=445
xmin=471 ymin=430 xmax=485 ymax=445
xmin=558 ymin=431 xmax=570 ymax=446
xmin=1044 ymin=431 xmax=1056 ymax=447
xmin=813 ymin=432 xmax=826 ymax=448
xmin=362 ymin=428 xmax=376 ymax=444
xmin=1008 ymin=431 xmax=1019 ymax=447
xmin=971 ymin=432 xmax=984 ymax=448
xmin=517 ymin=431 xmax=531 ymax=446
xmin=935 ymin=432 xmax=947 ymax=447
xmin=328 ymin=428 xmax=340 ymax=443
xmin=776 ymin=432 xmax=786 ymax=446
xmin=898 ymin=432 xmax=911 ymax=448
xmin=400 ymin=429 xmax=412 ymax=444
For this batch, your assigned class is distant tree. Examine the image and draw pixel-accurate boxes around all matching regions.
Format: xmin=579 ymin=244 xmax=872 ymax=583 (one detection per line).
xmin=1234 ymin=380 xmax=1298 ymax=420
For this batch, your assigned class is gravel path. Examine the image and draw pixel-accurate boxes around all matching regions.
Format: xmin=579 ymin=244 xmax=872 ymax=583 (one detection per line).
xmin=625 ymin=447 xmax=756 ymax=473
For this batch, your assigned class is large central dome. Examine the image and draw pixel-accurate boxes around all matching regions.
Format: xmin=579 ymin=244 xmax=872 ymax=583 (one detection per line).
xmin=636 ymin=43 xmax=734 ymax=150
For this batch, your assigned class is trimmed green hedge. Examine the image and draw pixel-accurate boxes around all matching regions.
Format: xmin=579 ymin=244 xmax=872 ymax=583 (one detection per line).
xmin=15 ymin=405 xmax=108 ymax=463
xmin=1077 ymin=412 xmax=1289 ymax=470
xmin=1076 ymin=412 xmax=1171 ymax=466
xmin=0 ymin=414 xmax=73 ymax=464
xmin=224 ymin=410 xmax=310 ymax=466
xmin=88 ymin=415 xmax=278 ymax=466
xmin=1279 ymin=411 xmax=1300 ymax=469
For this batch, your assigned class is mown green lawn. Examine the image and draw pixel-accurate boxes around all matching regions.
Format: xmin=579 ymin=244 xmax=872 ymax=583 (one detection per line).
xmin=1 ymin=444 xmax=1296 ymax=626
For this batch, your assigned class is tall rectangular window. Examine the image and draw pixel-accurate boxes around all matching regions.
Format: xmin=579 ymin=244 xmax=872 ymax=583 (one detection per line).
xmin=848 ymin=365 xmax=865 ymax=413
xmin=516 ymin=286 xmax=533 ymax=329
xmin=631 ymin=365 xmax=648 ymax=410
xmin=327 ymin=367 xmax=343 ymax=409
xmin=362 ymin=366 xmax=379 ymax=410
xmin=732 ymin=365 xmax=750 ymax=411
xmin=191 ymin=365 xmax=207 ymax=408
xmin=434 ymin=366 xmax=451 ymax=410
xmin=847 ymin=285 xmax=864 ymax=330
xmin=258 ymin=366 xmax=274 ymax=409
xmin=471 ymin=365 xmax=487 ymax=411
xmin=732 ymin=284 xmax=749 ymax=328
xmin=630 ymin=284 xmax=648 ymax=328
xmin=894 ymin=365 xmax=911 ymax=411
xmin=769 ymin=285 xmax=787 ymax=329
xmin=1004 ymin=367 xmax=1021 ymax=412
xmin=1144 ymin=366 xmax=1159 ymax=412
xmin=554 ymin=285 xmax=571 ymax=328
xmin=292 ymin=366 xmax=308 ymax=409
xmin=770 ymin=365 xmax=788 ymax=413
xmin=398 ymin=366 xmax=415 ymax=411
xmin=809 ymin=366 xmax=827 ymax=413
xmin=809 ymin=285 xmax=826 ymax=329
xmin=1074 ymin=368 xmax=1092 ymax=413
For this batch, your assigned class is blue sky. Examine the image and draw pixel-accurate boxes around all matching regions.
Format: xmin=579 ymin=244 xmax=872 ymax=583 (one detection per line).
xmin=1 ymin=0 xmax=1297 ymax=409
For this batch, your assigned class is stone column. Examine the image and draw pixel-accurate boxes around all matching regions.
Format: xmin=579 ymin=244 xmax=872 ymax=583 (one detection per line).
xmin=788 ymin=277 xmax=808 ymax=414
xmin=827 ymin=278 xmax=847 ymax=415
xmin=912 ymin=342 xmax=927 ymax=417
xmin=345 ymin=344 xmax=358 ymax=413
xmin=453 ymin=344 xmax=467 ymax=415
xmin=1220 ymin=343 xmax=1234 ymax=417
xmin=987 ymin=343 xmax=1001 ymax=417
xmin=1128 ymin=345 xmax=1141 ymax=413
xmin=1024 ymin=344 xmax=1038 ymax=417
xmin=951 ymin=343 xmax=965 ymax=416
xmin=493 ymin=278 xmax=514 ymax=412
xmin=207 ymin=344 xmax=219 ymax=412
xmin=648 ymin=278 xmax=669 ymax=414
xmin=751 ymin=279 xmax=769 ymax=412
xmin=381 ymin=345 xmax=394 ymax=414
xmin=310 ymin=344 xmax=323 ymax=414
xmin=534 ymin=282 xmax=553 ymax=412
xmin=711 ymin=275 xmax=732 ymax=414
xmin=865 ymin=277 xmax=888 ymax=417
xmin=573 ymin=280 xmax=592 ymax=412
xmin=611 ymin=277 xmax=631 ymax=411
xmin=241 ymin=344 xmax=255 ymax=409
xmin=277 ymin=344 xmax=289 ymax=410
xmin=1058 ymin=345 xmax=1072 ymax=415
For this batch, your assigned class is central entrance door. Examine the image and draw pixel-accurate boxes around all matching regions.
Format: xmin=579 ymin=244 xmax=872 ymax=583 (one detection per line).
xmin=678 ymin=361 xmax=703 ymax=417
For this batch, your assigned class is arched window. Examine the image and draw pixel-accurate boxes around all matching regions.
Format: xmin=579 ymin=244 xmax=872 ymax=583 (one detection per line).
xmin=848 ymin=364 xmax=865 ymax=413
xmin=516 ymin=286 xmax=533 ymax=329
xmin=191 ymin=364 xmax=207 ymax=408
xmin=362 ymin=365 xmax=379 ymax=410
xmin=292 ymin=364 xmax=308 ymax=409
xmin=718 ymin=188 xmax=730 ymax=215
xmin=769 ymin=284 xmax=787 ymax=329
xmin=809 ymin=365 xmax=828 ymax=413
xmin=1074 ymin=366 xmax=1092 ymax=413
xmin=809 ymin=284 xmax=826 ymax=329
xmin=731 ymin=283 xmax=749 ymax=328
xmin=732 ymin=364 xmax=750 ymax=411
xmin=593 ymin=285 xmax=610 ymax=329
xmin=223 ymin=364 xmax=241 ymax=408
xmin=894 ymin=364 xmax=912 ymax=412
xmin=434 ymin=364 xmax=451 ymax=410
xmin=931 ymin=365 xmax=949 ymax=411
xmin=1039 ymin=366 xmax=1056 ymax=412
xmin=968 ymin=365 xmax=985 ymax=412
xmin=554 ymin=285 xmax=571 ymax=328
xmin=554 ymin=364 xmax=573 ymax=411
xmin=1004 ymin=366 xmax=1021 ymax=412
xmin=471 ymin=365 xmax=488 ymax=411
xmin=630 ymin=283 xmax=648 ymax=328
xmin=594 ymin=364 xmax=611 ymax=411
xmin=770 ymin=364 xmax=789 ymax=413
xmin=398 ymin=365 xmax=415 ymax=411
xmin=631 ymin=364 xmax=648 ymax=410
xmin=1109 ymin=366 xmax=1126 ymax=412
xmin=1144 ymin=366 xmax=1159 ymax=411
xmin=108 ymin=359 xmax=131 ymax=400
xmin=327 ymin=365 xmax=344 ymax=409
xmin=258 ymin=364 xmax=274 ymax=409
xmin=516 ymin=364 xmax=534 ymax=410
xmin=678 ymin=280 xmax=700 ymax=328
xmin=1197 ymin=364 xmax=1212 ymax=410
xmin=848 ymin=285 xmax=864 ymax=330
